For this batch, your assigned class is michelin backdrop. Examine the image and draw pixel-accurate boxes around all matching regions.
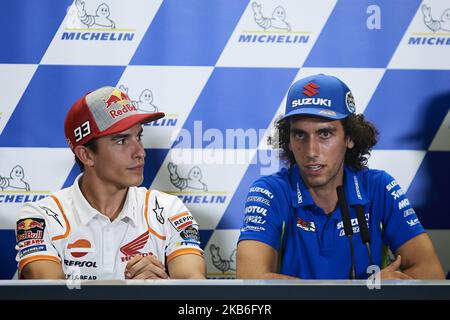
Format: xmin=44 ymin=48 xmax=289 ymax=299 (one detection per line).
xmin=0 ymin=0 xmax=449 ymax=279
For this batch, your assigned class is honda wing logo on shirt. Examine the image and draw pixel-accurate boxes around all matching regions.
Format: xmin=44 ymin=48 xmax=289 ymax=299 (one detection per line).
xmin=120 ymin=231 xmax=155 ymax=262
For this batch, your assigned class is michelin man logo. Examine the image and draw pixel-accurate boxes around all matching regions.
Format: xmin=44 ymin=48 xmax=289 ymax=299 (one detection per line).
xmin=422 ymin=4 xmax=450 ymax=32
xmin=0 ymin=165 xmax=30 ymax=191
xmin=168 ymin=162 xmax=208 ymax=192
xmin=75 ymin=0 xmax=116 ymax=29
xmin=209 ymin=244 xmax=236 ymax=273
xmin=119 ymin=85 xmax=159 ymax=113
xmin=251 ymin=2 xmax=291 ymax=31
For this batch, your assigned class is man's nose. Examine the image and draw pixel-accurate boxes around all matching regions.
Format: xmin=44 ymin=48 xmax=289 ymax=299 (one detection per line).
xmin=134 ymin=140 xmax=146 ymax=159
xmin=305 ymin=137 xmax=319 ymax=158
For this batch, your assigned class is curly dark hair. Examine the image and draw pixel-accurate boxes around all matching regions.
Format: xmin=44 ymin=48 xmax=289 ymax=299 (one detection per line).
xmin=268 ymin=114 xmax=379 ymax=171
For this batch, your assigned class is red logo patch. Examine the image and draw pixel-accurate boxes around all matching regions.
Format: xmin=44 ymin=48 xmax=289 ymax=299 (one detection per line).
xmin=303 ymin=82 xmax=320 ymax=97
xmin=67 ymin=239 xmax=92 ymax=258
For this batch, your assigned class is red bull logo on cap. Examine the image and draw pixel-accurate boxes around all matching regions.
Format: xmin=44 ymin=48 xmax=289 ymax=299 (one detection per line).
xmin=103 ymin=89 xmax=138 ymax=119
xmin=104 ymin=89 xmax=131 ymax=108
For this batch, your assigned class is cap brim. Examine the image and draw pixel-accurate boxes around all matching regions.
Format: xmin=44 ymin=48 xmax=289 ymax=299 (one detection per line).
xmin=278 ymin=108 xmax=348 ymax=123
xmin=96 ymin=112 xmax=165 ymax=138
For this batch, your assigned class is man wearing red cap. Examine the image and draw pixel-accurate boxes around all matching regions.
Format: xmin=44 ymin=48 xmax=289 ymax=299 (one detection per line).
xmin=237 ymin=74 xmax=444 ymax=280
xmin=15 ymin=86 xmax=205 ymax=280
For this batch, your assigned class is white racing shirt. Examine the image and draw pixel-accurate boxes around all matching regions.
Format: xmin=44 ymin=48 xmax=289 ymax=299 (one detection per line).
xmin=15 ymin=174 xmax=203 ymax=280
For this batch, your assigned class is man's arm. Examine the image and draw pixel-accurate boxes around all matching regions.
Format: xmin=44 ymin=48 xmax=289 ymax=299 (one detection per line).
xmin=236 ymin=240 xmax=298 ymax=279
xmin=396 ymin=233 xmax=445 ymax=279
xmin=167 ymin=254 xmax=206 ymax=279
xmin=21 ymin=260 xmax=65 ymax=279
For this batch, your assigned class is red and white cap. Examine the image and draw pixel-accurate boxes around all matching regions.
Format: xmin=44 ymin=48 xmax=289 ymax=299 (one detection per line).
xmin=64 ymin=86 xmax=164 ymax=151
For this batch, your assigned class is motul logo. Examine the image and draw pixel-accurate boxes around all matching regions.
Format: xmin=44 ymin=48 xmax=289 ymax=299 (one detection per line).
xmin=303 ymin=82 xmax=319 ymax=97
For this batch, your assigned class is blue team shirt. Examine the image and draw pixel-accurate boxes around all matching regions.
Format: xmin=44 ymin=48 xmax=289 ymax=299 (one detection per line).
xmin=238 ymin=165 xmax=425 ymax=279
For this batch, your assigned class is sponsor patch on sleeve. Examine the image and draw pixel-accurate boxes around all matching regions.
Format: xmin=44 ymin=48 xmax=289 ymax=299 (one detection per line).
xmin=19 ymin=245 xmax=47 ymax=258
xmin=179 ymin=225 xmax=200 ymax=243
xmin=16 ymin=218 xmax=46 ymax=243
xmin=169 ymin=212 xmax=194 ymax=231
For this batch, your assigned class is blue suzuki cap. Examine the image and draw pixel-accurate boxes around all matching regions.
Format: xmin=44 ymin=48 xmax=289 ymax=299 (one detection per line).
xmin=279 ymin=74 xmax=356 ymax=122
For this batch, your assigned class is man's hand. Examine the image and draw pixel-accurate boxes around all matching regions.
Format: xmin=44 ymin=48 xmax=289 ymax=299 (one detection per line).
xmin=125 ymin=254 xmax=169 ymax=280
xmin=379 ymin=255 xmax=413 ymax=280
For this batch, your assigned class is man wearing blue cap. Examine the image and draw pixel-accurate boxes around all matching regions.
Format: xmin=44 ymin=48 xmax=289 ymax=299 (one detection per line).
xmin=236 ymin=74 xmax=444 ymax=280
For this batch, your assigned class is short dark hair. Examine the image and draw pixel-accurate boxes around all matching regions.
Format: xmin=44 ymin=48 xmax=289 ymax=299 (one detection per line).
xmin=74 ymin=139 xmax=99 ymax=171
xmin=268 ymin=114 xmax=379 ymax=171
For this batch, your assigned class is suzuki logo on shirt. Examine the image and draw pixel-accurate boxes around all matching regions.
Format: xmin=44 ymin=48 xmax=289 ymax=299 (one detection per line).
xmin=337 ymin=213 xmax=370 ymax=237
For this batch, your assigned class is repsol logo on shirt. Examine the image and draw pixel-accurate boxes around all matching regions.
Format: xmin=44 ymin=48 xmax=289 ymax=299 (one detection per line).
xmin=291 ymin=98 xmax=331 ymax=108
xmin=64 ymin=259 xmax=97 ymax=268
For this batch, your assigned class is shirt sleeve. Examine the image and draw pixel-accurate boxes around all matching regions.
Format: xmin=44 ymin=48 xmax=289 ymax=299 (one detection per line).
xmin=238 ymin=179 xmax=284 ymax=252
xmin=16 ymin=202 xmax=61 ymax=274
xmin=163 ymin=195 xmax=204 ymax=262
xmin=379 ymin=172 xmax=425 ymax=252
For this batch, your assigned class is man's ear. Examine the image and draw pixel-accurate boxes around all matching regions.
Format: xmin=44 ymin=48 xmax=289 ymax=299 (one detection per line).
xmin=347 ymin=137 xmax=355 ymax=150
xmin=74 ymin=145 xmax=95 ymax=168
